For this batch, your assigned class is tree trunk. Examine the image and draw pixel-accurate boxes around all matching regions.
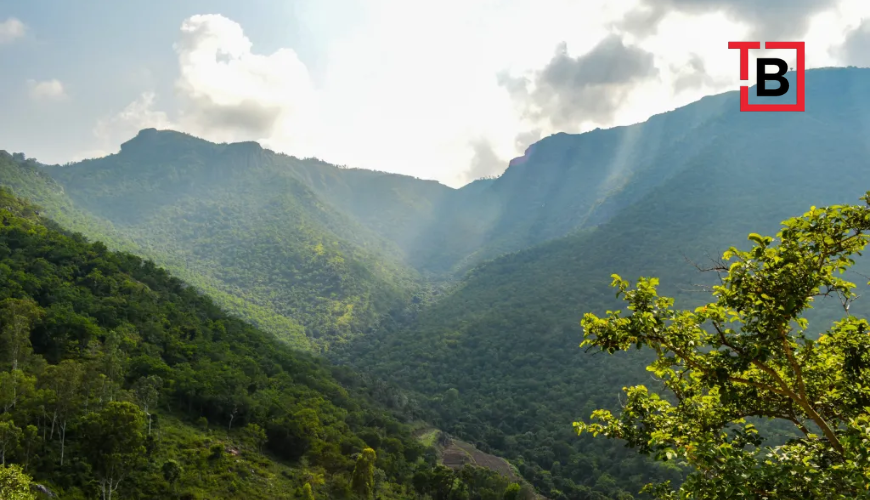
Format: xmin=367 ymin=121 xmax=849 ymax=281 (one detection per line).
xmin=108 ymin=477 xmax=121 ymax=500
xmin=60 ymin=421 xmax=66 ymax=465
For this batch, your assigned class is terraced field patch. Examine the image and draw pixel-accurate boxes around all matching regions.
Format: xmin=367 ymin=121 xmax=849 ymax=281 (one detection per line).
xmin=414 ymin=428 xmax=519 ymax=480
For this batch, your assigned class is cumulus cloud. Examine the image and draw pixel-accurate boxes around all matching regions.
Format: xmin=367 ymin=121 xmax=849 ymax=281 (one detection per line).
xmin=27 ymin=79 xmax=66 ymax=101
xmin=93 ymin=14 xmax=319 ymax=160
xmin=835 ymin=19 xmax=870 ymax=67
xmin=500 ymin=35 xmax=659 ymax=130
xmin=615 ymin=0 xmax=837 ymax=92
xmin=619 ymin=0 xmax=835 ymax=41
xmin=173 ymin=14 xmax=317 ymax=145
xmin=0 ymin=17 xmax=25 ymax=44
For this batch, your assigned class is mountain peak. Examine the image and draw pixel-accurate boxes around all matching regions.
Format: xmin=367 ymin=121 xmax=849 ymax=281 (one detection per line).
xmin=120 ymin=129 xmax=269 ymax=156
xmin=225 ymin=140 xmax=263 ymax=152
xmin=118 ymin=129 xmax=225 ymax=160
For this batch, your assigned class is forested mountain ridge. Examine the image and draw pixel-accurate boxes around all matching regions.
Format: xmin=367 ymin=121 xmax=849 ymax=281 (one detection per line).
xmin=7 ymin=70 xmax=859 ymax=352
xmin=12 ymin=133 xmax=432 ymax=351
xmin=0 ymin=187 xmax=527 ymax=499
xmin=335 ymin=67 xmax=870 ymax=498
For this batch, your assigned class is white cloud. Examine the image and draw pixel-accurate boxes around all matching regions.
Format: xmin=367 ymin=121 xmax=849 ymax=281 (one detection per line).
xmin=27 ymin=79 xmax=67 ymax=101
xmin=173 ymin=14 xmax=318 ymax=150
xmin=95 ymin=14 xmax=319 ymax=158
xmin=0 ymin=17 xmax=25 ymax=44
xmin=302 ymin=0 xmax=632 ymax=186
xmin=823 ymin=0 xmax=870 ymax=66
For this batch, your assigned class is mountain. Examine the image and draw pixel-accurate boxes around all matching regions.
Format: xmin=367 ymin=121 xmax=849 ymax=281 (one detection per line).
xmin=1 ymin=71 xmax=826 ymax=354
xmin=0 ymin=186 xmax=535 ymax=499
xmin=260 ymin=92 xmax=732 ymax=276
xmin=400 ymin=91 xmax=733 ymax=274
xmin=333 ymin=67 xmax=870 ymax=498
xmin=8 ymin=133 xmax=440 ymax=351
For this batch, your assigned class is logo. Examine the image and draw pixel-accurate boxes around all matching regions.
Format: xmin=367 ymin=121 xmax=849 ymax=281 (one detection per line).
xmin=728 ymin=41 xmax=805 ymax=112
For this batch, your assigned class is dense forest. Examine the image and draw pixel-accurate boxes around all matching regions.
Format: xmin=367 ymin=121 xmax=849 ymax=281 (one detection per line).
xmin=2 ymin=67 xmax=870 ymax=499
xmin=0 ymin=188 xmax=528 ymax=499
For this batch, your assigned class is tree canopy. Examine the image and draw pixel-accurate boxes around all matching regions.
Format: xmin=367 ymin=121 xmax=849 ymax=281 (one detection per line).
xmin=577 ymin=194 xmax=870 ymax=498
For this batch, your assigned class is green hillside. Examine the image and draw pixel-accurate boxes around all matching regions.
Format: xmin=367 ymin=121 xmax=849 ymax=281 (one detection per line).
xmin=0 ymin=187 xmax=527 ymax=499
xmin=11 ymin=132 xmax=432 ymax=351
xmin=0 ymin=152 xmax=135 ymax=254
xmin=281 ymin=158 xmax=454 ymax=259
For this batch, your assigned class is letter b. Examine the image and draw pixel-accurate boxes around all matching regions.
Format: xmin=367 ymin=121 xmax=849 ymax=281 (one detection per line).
xmin=756 ymin=58 xmax=789 ymax=97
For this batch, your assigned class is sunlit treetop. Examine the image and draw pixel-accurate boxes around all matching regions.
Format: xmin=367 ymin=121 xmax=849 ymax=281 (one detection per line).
xmin=577 ymin=193 xmax=870 ymax=499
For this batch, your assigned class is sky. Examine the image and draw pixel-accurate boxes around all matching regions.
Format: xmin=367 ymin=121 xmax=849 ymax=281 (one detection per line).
xmin=2 ymin=0 xmax=870 ymax=187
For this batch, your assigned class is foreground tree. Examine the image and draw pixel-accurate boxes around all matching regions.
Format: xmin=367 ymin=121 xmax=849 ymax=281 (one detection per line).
xmin=576 ymin=195 xmax=870 ymax=498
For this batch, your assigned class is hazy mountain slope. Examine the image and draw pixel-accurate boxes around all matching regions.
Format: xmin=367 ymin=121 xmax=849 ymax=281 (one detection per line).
xmin=336 ymin=68 xmax=870 ymax=498
xmin=283 ymin=158 xmax=454 ymax=256
xmin=26 ymin=130 xmax=428 ymax=350
xmin=401 ymin=89 xmax=733 ymax=274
